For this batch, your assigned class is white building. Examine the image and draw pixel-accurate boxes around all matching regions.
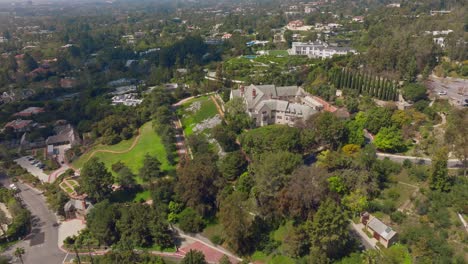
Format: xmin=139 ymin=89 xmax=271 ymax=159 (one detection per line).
xmin=230 ymin=85 xmax=323 ymax=127
xmin=111 ymin=93 xmax=143 ymax=106
xmin=288 ymin=41 xmax=357 ymax=59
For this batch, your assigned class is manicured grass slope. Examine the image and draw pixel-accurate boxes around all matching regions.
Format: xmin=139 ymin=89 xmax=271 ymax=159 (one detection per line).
xmin=73 ymin=122 xmax=173 ymax=183
xmin=177 ymin=96 xmax=218 ymax=136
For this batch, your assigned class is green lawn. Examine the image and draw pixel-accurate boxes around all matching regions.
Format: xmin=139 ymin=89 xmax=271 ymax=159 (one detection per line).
xmin=69 ymin=180 xmax=79 ymax=187
xmin=73 ymin=122 xmax=173 ymax=184
xmin=268 ymin=50 xmax=289 ymax=56
xmin=134 ymin=190 xmax=151 ymax=202
xmin=177 ymin=96 xmax=219 ymax=136
xmin=251 ymin=251 xmax=295 ymax=264
xmin=59 ymin=182 xmax=75 ymax=195
xmin=273 ymin=221 xmax=293 ymax=242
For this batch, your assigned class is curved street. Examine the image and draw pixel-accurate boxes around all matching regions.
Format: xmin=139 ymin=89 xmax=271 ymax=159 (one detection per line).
xmin=0 ymin=175 xmax=66 ymax=264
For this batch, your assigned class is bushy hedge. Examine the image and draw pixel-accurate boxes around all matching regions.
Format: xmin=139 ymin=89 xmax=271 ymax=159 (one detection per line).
xmin=0 ymin=188 xmax=31 ymax=243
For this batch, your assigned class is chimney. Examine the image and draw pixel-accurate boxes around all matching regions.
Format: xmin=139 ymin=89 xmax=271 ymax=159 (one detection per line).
xmin=240 ymin=85 xmax=245 ymax=95
xmin=252 ymin=88 xmax=257 ymax=98
xmin=81 ymin=200 xmax=87 ymax=210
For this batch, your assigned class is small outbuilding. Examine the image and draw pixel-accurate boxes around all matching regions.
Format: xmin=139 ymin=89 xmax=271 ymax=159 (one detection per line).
xmin=361 ymin=212 xmax=398 ymax=248
xmin=64 ymin=199 xmax=93 ymax=220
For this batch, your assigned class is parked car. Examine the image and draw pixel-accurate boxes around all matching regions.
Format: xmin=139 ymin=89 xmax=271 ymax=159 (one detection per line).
xmin=438 ymin=90 xmax=447 ymax=95
xmin=9 ymin=183 xmax=18 ymax=192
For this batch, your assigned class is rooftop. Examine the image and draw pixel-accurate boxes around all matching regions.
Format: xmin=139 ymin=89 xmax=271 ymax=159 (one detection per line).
xmin=367 ymin=217 xmax=397 ymax=240
xmin=13 ymin=107 xmax=45 ymax=117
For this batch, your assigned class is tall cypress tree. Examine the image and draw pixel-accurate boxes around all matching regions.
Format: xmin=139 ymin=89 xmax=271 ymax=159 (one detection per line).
xmin=363 ymin=74 xmax=369 ymax=95
xmin=378 ymin=78 xmax=383 ymax=99
xmin=346 ymin=69 xmax=351 ymax=88
xmin=357 ymin=73 xmax=362 ymax=93
xmin=340 ymin=69 xmax=346 ymax=89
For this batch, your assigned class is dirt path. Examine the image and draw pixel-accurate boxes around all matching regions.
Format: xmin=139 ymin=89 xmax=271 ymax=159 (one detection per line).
xmin=210 ymin=95 xmax=225 ymax=118
xmin=71 ymin=127 xmax=143 ymax=170
xmin=398 ymin=181 xmax=420 ymax=213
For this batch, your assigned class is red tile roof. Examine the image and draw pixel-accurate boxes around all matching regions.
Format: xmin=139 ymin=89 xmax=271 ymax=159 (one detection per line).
xmin=5 ymin=119 xmax=33 ymax=130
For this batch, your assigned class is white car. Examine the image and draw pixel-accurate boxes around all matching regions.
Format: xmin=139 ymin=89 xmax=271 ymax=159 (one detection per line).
xmin=438 ymin=91 xmax=447 ymax=95
xmin=9 ymin=183 xmax=17 ymax=191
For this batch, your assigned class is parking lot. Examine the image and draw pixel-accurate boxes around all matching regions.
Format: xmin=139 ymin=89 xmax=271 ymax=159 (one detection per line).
xmin=14 ymin=156 xmax=49 ymax=183
xmin=426 ymin=75 xmax=468 ymax=106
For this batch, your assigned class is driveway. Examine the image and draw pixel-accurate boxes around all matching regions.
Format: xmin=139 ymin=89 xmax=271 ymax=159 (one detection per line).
xmin=0 ymin=175 xmax=66 ymax=264
xmin=14 ymin=157 xmax=49 ymax=183
xmin=349 ymin=222 xmax=376 ymax=250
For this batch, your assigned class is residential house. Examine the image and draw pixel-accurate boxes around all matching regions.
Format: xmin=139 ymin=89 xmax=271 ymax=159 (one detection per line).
xmin=222 ymin=33 xmax=232 ymax=40
xmin=288 ymin=20 xmax=304 ymax=28
xmin=361 ymin=212 xmax=398 ymax=248
xmin=288 ymin=41 xmax=357 ymax=59
xmin=304 ymin=6 xmax=316 ymax=14
xmin=387 ymin=3 xmax=401 ymax=8
xmin=4 ymin=119 xmax=34 ymax=132
xmin=111 ymin=93 xmax=143 ymax=106
xmin=60 ymin=77 xmax=78 ymax=88
xmin=46 ymin=124 xmax=81 ymax=147
xmin=111 ymin=85 xmax=137 ymax=95
xmin=13 ymin=107 xmax=45 ymax=117
xmin=352 ymin=16 xmax=365 ymax=23
xmin=230 ymin=84 xmax=321 ymax=127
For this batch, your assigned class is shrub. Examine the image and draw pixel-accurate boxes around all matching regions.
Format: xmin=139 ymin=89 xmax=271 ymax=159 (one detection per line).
xmin=390 ymin=211 xmax=406 ymax=224
xmin=381 ymin=200 xmax=396 ymax=214
xmin=178 ymin=208 xmax=205 ymax=233
xmin=387 ymin=189 xmax=400 ymax=201
xmin=210 ymin=235 xmax=224 ymax=245
xmin=402 ymin=159 xmax=412 ymax=168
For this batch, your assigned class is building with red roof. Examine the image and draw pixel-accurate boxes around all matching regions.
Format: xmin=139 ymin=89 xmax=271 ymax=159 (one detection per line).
xmin=13 ymin=107 xmax=45 ymax=117
xmin=4 ymin=119 xmax=34 ymax=132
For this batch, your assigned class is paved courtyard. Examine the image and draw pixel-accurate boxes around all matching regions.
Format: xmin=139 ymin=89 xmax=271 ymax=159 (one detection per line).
xmin=58 ymin=219 xmax=86 ymax=248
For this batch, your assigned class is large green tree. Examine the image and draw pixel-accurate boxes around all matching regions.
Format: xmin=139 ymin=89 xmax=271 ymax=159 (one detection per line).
xmin=374 ymin=126 xmax=406 ymax=153
xmin=306 ymin=199 xmax=350 ymax=261
xmin=401 ymin=83 xmax=427 ymax=102
xmin=430 ymin=148 xmax=451 ymax=192
xmin=80 ymin=158 xmax=113 ymax=202
xmin=139 ymin=154 xmax=162 ymax=182
xmin=278 ymin=166 xmax=328 ymax=220
xmin=306 ymin=112 xmax=347 ymax=150
xmin=225 ymin=97 xmax=252 ymax=133
xmin=251 ymin=151 xmax=302 ymax=218
xmin=445 ymin=108 xmax=468 ymax=177
xmin=218 ymin=191 xmax=254 ymax=255
xmin=181 ymin=250 xmax=208 ymax=264
xmin=86 ymin=200 xmax=119 ymax=246
xmin=176 ymin=154 xmax=221 ymax=217
xmin=219 ymin=151 xmax=248 ymax=181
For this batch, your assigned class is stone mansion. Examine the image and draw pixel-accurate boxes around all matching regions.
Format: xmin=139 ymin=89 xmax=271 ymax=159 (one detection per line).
xmin=230 ymin=84 xmax=335 ymax=127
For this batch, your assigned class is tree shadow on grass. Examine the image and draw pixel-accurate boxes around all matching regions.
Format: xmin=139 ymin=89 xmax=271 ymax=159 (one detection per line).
xmin=109 ymin=185 xmax=144 ymax=203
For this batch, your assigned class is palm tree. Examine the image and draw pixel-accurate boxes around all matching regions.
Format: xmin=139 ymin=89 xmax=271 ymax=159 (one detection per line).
xmin=14 ymin=247 xmax=25 ymax=264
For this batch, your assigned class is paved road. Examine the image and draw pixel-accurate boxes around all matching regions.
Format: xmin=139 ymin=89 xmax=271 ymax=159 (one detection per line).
xmin=376 ymin=153 xmax=463 ymax=168
xmin=0 ymin=175 xmax=66 ymax=264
